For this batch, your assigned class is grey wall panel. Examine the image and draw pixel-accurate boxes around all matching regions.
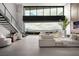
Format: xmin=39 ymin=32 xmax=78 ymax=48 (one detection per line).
xmin=71 ymin=3 xmax=78 ymax=21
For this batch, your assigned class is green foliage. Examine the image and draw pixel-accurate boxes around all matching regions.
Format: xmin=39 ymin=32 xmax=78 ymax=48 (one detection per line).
xmin=59 ymin=17 xmax=70 ymax=30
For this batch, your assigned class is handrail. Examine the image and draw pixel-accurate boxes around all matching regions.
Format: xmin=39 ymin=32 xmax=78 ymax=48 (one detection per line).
xmin=1 ymin=3 xmax=23 ymax=33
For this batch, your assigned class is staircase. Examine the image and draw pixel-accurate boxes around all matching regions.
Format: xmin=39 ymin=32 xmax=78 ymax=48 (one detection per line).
xmin=0 ymin=3 xmax=21 ymax=33
xmin=0 ymin=9 xmax=17 ymax=33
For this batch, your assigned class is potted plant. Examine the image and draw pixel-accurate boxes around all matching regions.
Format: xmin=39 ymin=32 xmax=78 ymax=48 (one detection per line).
xmin=59 ymin=17 xmax=70 ymax=37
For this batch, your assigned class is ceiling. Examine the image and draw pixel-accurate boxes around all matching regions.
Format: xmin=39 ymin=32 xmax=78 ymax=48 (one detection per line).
xmin=22 ymin=3 xmax=67 ymax=6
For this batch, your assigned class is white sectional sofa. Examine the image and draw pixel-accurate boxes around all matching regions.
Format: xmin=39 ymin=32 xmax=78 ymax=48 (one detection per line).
xmin=39 ymin=32 xmax=79 ymax=47
xmin=39 ymin=39 xmax=55 ymax=47
xmin=39 ymin=32 xmax=56 ymax=47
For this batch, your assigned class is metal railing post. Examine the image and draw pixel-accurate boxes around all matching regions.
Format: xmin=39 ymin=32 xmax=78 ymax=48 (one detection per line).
xmin=11 ymin=15 xmax=12 ymax=23
xmin=4 ymin=6 xmax=6 ymax=16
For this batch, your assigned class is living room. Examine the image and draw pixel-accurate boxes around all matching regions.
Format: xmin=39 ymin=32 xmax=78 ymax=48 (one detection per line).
xmin=1 ymin=3 xmax=79 ymax=56
xmin=23 ymin=3 xmax=71 ymax=47
xmin=23 ymin=3 xmax=79 ymax=47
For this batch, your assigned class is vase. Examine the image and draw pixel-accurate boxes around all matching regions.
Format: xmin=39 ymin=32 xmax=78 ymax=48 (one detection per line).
xmin=62 ymin=30 xmax=66 ymax=37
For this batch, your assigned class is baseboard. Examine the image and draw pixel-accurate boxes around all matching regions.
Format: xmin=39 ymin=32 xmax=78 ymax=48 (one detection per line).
xmin=40 ymin=46 xmax=79 ymax=48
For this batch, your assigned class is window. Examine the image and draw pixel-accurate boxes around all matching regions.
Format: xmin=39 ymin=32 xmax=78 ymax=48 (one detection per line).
xmin=44 ymin=8 xmax=50 ymax=16
xmin=57 ymin=8 xmax=63 ymax=15
xmin=25 ymin=22 xmax=62 ymax=31
xmin=51 ymin=8 xmax=56 ymax=16
xmin=24 ymin=6 xmax=64 ymax=16
xmin=24 ymin=8 xmax=30 ymax=16
xmin=30 ymin=8 xmax=36 ymax=16
xmin=37 ymin=8 xmax=43 ymax=16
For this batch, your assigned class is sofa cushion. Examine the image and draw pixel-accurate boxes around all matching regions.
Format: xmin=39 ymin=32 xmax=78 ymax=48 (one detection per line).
xmin=51 ymin=32 xmax=62 ymax=38
xmin=40 ymin=34 xmax=53 ymax=40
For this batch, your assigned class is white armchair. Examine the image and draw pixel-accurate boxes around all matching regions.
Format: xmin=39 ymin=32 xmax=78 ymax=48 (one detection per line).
xmin=0 ymin=34 xmax=12 ymax=47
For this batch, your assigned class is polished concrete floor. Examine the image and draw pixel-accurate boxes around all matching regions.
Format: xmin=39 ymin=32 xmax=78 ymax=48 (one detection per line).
xmin=0 ymin=35 xmax=79 ymax=56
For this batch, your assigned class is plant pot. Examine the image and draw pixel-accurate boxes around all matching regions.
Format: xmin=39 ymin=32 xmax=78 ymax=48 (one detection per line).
xmin=62 ymin=30 xmax=66 ymax=37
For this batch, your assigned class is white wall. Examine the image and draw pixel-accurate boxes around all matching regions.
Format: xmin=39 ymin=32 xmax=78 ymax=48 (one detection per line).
xmin=64 ymin=3 xmax=71 ymax=35
xmin=0 ymin=25 xmax=10 ymax=36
